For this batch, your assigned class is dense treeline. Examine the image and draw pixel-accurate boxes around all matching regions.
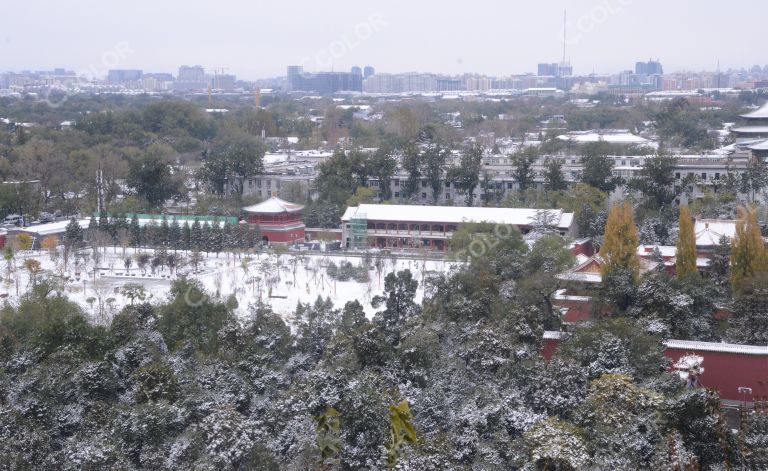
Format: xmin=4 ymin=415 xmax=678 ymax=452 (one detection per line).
xmin=0 ymin=225 xmax=746 ymax=469
xmin=2 ymin=91 xmax=763 ymax=221
xmin=85 ymin=214 xmax=260 ymax=254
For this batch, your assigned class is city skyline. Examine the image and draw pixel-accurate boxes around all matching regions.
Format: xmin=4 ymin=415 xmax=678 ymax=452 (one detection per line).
xmin=1 ymin=0 xmax=766 ymax=80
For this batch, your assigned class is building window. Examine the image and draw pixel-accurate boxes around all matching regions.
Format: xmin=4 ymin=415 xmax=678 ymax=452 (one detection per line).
xmin=507 ymin=182 xmax=513 ymax=189
xmin=257 ymin=180 xmax=262 ymax=188
xmin=675 ymin=172 xmax=681 ymax=179
xmin=421 ymin=192 xmax=427 ymax=199
xmin=394 ymin=192 xmax=400 ymax=198
xmin=445 ymin=181 xmax=451 ymax=188
xmin=715 ymin=173 xmax=720 ymax=180
xmin=394 ymin=179 xmax=400 ymax=187
xmin=248 ymin=179 xmax=253 ymax=188
xmin=445 ymin=193 xmax=451 ymax=199
xmin=421 ymin=181 xmax=427 ymax=188
xmin=258 ymin=190 xmax=262 ymax=197
xmin=701 ymin=173 xmax=707 ymax=180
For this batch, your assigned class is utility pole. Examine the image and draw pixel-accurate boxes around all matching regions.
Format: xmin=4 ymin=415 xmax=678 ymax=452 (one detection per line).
xmin=96 ymin=166 xmax=104 ymax=214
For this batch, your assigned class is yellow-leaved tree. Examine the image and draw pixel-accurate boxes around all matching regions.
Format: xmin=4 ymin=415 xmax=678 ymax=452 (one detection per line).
xmin=730 ymin=205 xmax=768 ymax=291
xmin=600 ymin=201 xmax=640 ymax=280
xmin=675 ymin=205 xmax=698 ymax=278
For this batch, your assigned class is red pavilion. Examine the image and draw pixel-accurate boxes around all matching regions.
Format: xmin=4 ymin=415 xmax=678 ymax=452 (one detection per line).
xmin=243 ymin=197 xmax=305 ymax=246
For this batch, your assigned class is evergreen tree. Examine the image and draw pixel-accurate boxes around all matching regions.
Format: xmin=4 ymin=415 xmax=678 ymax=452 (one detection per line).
xmin=675 ymin=205 xmax=698 ymax=278
xmin=190 ymin=219 xmax=202 ymax=251
xmin=130 ymin=214 xmax=141 ymax=247
xmin=88 ymin=214 xmax=97 ymax=230
xmin=542 ymin=158 xmax=568 ymax=192
xmin=144 ymin=220 xmax=159 ymax=248
xmin=169 ymin=219 xmax=182 ymax=251
xmin=115 ymin=212 xmax=128 ymax=232
xmin=201 ymin=222 xmax=213 ymax=253
xmin=230 ymin=223 xmax=243 ymax=253
xmin=706 ymin=235 xmax=731 ymax=291
xmin=601 ymin=202 xmax=640 ymax=280
xmin=98 ymin=211 xmax=108 ymax=231
xmin=210 ymin=222 xmax=224 ymax=256
xmin=159 ymin=215 xmax=170 ymax=247
xmin=181 ymin=221 xmax=192 ymax=251
xmin=222 ymin=221 xmax=233 ymax=255
xmin=64 ymin=217 xmax=84 ymax=249
xmin=730 ymin=206 xmax=768 ymax=291
xmin=109 ymin=216 xmax=119 ymax=242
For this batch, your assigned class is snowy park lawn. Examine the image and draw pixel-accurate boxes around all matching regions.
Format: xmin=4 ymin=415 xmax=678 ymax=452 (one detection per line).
xmin=0 ymin=247 xmax=460 ymax=322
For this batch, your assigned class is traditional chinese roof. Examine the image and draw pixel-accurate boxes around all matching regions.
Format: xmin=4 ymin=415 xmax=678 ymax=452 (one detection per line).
xmin=694 ymin=219 xmax=735 ymax=247
xmin=740 ymin=102 xmax=768 ymax=120
xmin=556 ymin=254 xmax=659 ymax=284
xmin=556 ymin=255 xmax=605 ymax=284
xmin=730 ymin=126 xmax=768 ymax=135
xmin=747 ymin=139 xmax=768 ymax=151
xmin=243 ymin=197 xmax=304 ymax=214
xmin=664 ymin=339 xmax=768 ymax=356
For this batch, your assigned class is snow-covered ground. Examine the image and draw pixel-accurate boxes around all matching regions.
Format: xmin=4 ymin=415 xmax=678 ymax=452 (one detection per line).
xmin=1 ymin=247 xmax=460 ymax=322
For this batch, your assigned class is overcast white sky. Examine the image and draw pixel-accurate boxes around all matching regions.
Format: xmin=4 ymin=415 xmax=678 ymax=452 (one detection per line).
xmin=1 ymin=0 xmax=765 ymax=79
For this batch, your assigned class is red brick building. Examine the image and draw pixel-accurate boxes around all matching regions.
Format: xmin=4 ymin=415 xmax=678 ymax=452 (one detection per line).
xmin=243 ymin=197 xmax=305 ymax=246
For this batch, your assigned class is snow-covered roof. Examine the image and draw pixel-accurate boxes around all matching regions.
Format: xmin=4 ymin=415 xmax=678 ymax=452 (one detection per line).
xmin=543 ymin=331 xmax=568 ymax=340
xmin=637 ymin=245 xmax=676 ymax=258
xmin=740 ymin=102 xmax=768 ymax=120
xmin=341 ymin=204 xmax=574 ymax=229
xmin=747 ymin=139 xmax=768 ymax=151
xmin=556 ymin=130 xmax=653 ymax=146
xmin=243 ymin=197 xmax=304 ymax=214
xmin=556 ymin=255 xmax=604 ymax=284
xmin=557 ymin=254 xmax=659 ymax=284
xmin=731 ymin=126 xmax=768 ymax=135
xmin=664 ymin=339 xmax=768 ymax=356
xmin=17 ymin=219 xmax=89 ymax=237
xmin=694 ymin=219 xmax=735 ymax=246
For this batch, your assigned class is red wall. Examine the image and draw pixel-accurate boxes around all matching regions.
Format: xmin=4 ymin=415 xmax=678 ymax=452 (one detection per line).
xmin=542 ymin=339 xmax=560 ymax=361
xmin=263 ymin=228 xmax=305 ymax=244
xmin=664 ymin=348 xmax=768 ymax=402
xmin=557 ymin=299 xmax=594 ymax=323
xmin=570 ymin=240 xmax=595 ymax=258
xmin=541 ymin=337 xmax=768 ymax=403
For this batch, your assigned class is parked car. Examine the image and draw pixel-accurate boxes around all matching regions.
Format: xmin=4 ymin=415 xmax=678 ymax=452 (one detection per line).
xmin=39 ymin=212 xmax=54 ymax=224
xmin=3 ymin=214 xmax=23 ymax=226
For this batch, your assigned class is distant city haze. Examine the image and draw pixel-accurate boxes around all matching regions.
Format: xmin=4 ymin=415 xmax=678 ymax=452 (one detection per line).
xmin=1 ymin=0 xmax=766 ymax=78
